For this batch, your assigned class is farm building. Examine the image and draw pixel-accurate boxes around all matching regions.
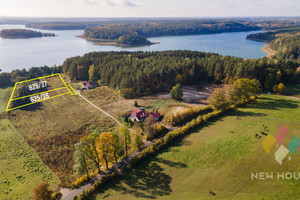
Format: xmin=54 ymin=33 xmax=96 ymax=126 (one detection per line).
xmin=82 ymin=81 xmax=97 ymax=90
xmin=130 ymin=108 xmax=160 ymax=122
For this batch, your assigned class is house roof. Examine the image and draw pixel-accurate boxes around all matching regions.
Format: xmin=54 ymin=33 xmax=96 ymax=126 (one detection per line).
xmin=131 ymin=109 xmax=148 ymax=121
xmin=148 ymin=112 xmax=160 ymax=119
xmin=82 ymin=81 xmax=97 ymax=87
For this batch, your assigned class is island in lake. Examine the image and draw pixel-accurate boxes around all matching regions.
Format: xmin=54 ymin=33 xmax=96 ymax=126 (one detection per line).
xmin=77 ymin=34 xmax=157 ymax=46
xmin=0 ymin=29 xmax=56 ymax=38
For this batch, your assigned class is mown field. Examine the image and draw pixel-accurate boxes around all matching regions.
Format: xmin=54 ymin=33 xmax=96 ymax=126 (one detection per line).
xmin=0 ymin=118 xmax=58 ymax=200
xmin=88 ymin=95 xmax=300 ymax=200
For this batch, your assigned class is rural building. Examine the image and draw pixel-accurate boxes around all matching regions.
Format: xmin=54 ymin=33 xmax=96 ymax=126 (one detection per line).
xmin=82 ymin=81 xmax=97 ymax=90
xmin=130 ymin=108 xmax=160 ymax=122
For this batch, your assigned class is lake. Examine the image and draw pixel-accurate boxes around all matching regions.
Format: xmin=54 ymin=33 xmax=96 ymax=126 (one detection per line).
xmin=0 ymin=25 xmax=267 ymax=72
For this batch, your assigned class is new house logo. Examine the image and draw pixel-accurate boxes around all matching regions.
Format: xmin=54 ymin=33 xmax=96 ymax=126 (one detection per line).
xmin=262 ymin=125 xmax=300 ymax=165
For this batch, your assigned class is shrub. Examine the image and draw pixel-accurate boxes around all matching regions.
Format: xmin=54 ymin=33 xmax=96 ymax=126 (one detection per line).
xmin=166 ymin=106 xmax=212 ymax=126
xmin=71 ymin=170 xmax=98 ymax=188
xmin=170 ymin=84 xmax=183 ymax=100
xmin=32 ymin=182 xmax=53 ymax=200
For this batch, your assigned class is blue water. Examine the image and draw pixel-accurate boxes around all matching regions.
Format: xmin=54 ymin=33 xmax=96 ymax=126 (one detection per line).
xmin=0 ymin=25 xmax=267 ymax=72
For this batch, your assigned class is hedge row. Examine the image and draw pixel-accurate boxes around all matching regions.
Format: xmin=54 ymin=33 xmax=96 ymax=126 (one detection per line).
xmin=71 ymin=170 xmax=99 ymax=188
xmin=74 ymin=97 xmax=255 ymax=200
xmin=165 ymin=106 xmax=213 ymax=126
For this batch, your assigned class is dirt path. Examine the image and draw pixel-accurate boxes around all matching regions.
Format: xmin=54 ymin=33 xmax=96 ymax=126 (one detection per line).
xmin=281 ymin=95 xmax=300 ymax=101
xmin=77 ymin=91 xmax=122 ymax=126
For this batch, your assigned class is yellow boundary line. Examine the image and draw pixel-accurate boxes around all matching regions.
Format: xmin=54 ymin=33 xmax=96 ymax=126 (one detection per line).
xmin=16 ymin=73 xmax=60 ymax=84
xmin=6 ymin=92 xmax=70 ymax=112
xmin=6 ymin=74 xmax=77 ymax=112
xmin=11 ymin=87 xmax=68 ymax=101
xmin=5 ymin=82 xmax=18 ymax=112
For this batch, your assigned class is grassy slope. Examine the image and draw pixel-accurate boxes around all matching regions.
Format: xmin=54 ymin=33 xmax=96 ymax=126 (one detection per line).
xmin=0 ymin=87 xmax=13 ymax=113
xmin=8 ymin=92 xmax=118 ymax=185
xmin=91 ymin=95 xmax=300 ymax=200
xmin=0 ymin=119 xmax=58 ymax=200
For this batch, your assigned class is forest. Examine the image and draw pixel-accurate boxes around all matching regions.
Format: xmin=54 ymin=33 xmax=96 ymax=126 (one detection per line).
xmin=270 ymin=33 xmax=300 ymax=60
xmin=83 ymin=20 xmax=260 ymax=40
xmin=26 ymin=22 xmax=88 ymax=30
xmin=0 ymin=66 xmax=62 ymax=87
xmin=0 ymin=29 xmax=55 ymax=38
xmin=247 ymin=28 xmax=300 ymax=60
xmin=61 ymin=51 xmax=300 ymax=98
xmin=116 ymin=35 xmax=151 ymax=45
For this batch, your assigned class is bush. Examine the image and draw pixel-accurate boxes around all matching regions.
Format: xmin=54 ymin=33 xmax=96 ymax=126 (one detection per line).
xmin=166 ymin=106 xmax=212 ymax=126
xmin=32 ymin=182 xmax=53 ymax=200
xmin=71 ymin=170 xmax=98 ymax=188
xmin=273 ymin=83 xmax=286 ymax=94
xmin=170 ymin=84 xmax=183 ymax=100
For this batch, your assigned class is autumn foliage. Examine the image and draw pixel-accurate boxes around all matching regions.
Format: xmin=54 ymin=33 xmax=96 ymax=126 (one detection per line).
xmin=32 ymin=182 xmax=52 ymax=200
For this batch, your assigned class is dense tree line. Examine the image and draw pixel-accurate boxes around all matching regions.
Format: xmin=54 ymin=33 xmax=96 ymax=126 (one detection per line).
xmin=246 ymin=28 xmax=300 ymax=61
xmin=83 ymin=20 xmax=260 ymax=40
xmin=62 ymin=50 xmax=300 ymax=98
xmin=246 ymin=27 xmax=300 ymax=42
xmin=25 ymin=20 xmax=151 ymax=30
xmin=0 ymin=29 xmax=55 ymax=38
xmin=246 ymin=32 xmax=276 ymax=42
xmin=0 ymin=66 xmax=62 ymax=87
xmin=270 ymin=34 xmax=300 ymax=60
xmin=72 ymin=123 xmax=143 ymax=187
xmin=26 ymin=23 xmax=88 ymax=30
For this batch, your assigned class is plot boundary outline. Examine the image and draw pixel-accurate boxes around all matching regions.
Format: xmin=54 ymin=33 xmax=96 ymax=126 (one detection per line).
xmin=6 ymin=73 xmax=77 ymax=112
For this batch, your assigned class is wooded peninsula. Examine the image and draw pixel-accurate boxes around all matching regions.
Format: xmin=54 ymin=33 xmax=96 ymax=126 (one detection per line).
xmin=0 ymin=29 xmax=56 ymax=38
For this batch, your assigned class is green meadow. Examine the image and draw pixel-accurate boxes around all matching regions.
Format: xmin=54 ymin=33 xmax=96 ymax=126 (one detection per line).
xmin=0 ymin=119 xmax=58 ymax=200
xmin=0 ymin=86 xmax=13 ymax=113
xmin=91 ymin=95 xmax=300 ymax=200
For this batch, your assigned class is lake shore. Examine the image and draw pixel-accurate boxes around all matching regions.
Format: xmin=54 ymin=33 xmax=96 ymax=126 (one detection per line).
xmin=261 ymin=43 xmax=278 ymax=58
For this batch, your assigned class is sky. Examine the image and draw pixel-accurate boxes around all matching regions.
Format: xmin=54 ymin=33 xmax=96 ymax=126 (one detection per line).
xmin=0 ymin=0 xmax=300 ymax=18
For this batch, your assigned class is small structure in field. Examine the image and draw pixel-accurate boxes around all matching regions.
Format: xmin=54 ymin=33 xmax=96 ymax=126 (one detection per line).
xmin=130 ymin=108 xmax=160 ymax=122
xmin=82 ymin=81 xmax=97 ymax=90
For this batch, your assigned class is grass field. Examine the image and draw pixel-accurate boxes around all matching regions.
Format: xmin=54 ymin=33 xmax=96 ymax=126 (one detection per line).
xmin=4 ymin=77 xmax=119 ymax=186
xmin=8 ymin=92 xmax=118 ymax=186
xmin=0 ymin=86 xmax=13 ymax=113
xmin=89 ymin=95 xmax=300 ymax=200
xmin=0 ymin=119 xmax=58 ymax=200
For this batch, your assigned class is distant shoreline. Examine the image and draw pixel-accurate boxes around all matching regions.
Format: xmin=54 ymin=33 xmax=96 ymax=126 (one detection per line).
xmin=76 ymin=35 xmax=159 ymax=46
xmin=0 ymin=35 xmax=57 ymax=39
xmin=261 ymin=43 xmax=278 ymax=58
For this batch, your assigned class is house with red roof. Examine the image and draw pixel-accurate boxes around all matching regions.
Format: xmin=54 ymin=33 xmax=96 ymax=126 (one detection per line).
xmin=130 ymin=108 xmax=160 ymax=122
xmin=82 ymin=81 xmax=97 ymax=90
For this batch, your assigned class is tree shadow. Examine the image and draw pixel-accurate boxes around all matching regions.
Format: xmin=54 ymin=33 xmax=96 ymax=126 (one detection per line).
xmin=227 ymin=110 xmax=267 ymax=117
xmin=89 ymin=157 xmax=177 ymax=199
xmin=152 ymin=157 xmax=188 ymax=169
xmin=244 ymin=97 xmax=299 ymax=110
xmin=114 ymin=162 xmax=172 ymax=198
